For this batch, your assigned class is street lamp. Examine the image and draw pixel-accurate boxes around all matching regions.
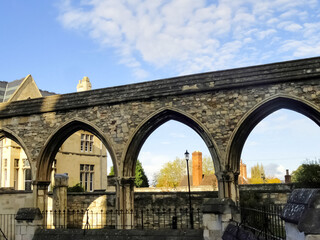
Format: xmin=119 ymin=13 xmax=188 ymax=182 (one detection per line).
xmin=185 ymin=150 xmax=194 ymax=229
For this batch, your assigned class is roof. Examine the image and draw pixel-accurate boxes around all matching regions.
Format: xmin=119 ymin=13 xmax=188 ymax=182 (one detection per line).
xmin=0 ymin=79 xmax=24 ymax=102
xmin=180 ymin=174 xmax=218 ymax=187
xmin=0 ymin=77 xmax=56 ymax=102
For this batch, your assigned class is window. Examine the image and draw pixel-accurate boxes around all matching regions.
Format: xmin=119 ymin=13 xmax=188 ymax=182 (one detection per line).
xmin=23 ymin=159 xmax=32 ymax=191
xmin=14 ymin=159 xmax=19 ymax=190
xmin=81 ymin=134 xmax=94 ymax=152
xmin=80 ymin=164 xmax=94 ymax=191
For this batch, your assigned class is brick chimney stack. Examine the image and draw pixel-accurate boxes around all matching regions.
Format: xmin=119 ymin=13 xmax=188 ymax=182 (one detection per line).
xmin=192 ymin=151 xmax=202 ymax=186
xmin=285 ymin=169 xmax=291 ymax=183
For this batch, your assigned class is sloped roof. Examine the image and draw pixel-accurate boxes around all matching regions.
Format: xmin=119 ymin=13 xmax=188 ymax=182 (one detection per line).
xmin=180 ymin=174 xmax=218 ymax=187
xmin=0 ymin=79 xmax=24 ymax=102
xmin=0 ymin=78 xmax=56 ymax=102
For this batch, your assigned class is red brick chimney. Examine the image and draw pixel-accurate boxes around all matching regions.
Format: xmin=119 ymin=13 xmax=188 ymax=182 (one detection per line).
xmin=192 ymin=151 xmax=202 ymax=186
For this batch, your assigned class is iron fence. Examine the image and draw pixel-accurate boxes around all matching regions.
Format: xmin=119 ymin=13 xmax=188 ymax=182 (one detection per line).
xmin=0 ymin=214 xmax=15 ymax=240
xmin=240 ymin=204 xmax=285 ymax=240
xmin=42 ymin=208 xmax=202 ymax=230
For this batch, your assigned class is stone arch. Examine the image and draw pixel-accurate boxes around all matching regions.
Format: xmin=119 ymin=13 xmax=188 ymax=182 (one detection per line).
xmin=122 ymin=107 xmax=222 ymax=178
xmin=36 ymin=118 xmax=118 ymax=181
xmin=227 ymin=95 xmax=320 ymax=173
xmin=0 ymin=127 xmax=33 ymax=176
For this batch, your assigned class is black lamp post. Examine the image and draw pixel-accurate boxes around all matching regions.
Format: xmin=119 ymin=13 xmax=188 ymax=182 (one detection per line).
xmin=185 ymin=150 xmax=194 ymax=229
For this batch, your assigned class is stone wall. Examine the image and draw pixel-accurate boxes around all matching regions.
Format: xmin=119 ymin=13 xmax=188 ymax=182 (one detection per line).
xmin=33 ymin=229 xmax=204 ymax=240
xmin=45 ymin=183 xmax=293 ymax=212
xmin=0 ymin=190 xmax=33 ymax=214
xmin=53 ymin=191 xmax=218 ymax=211
xmin=239 ymin=183 xmax=295 ymax=205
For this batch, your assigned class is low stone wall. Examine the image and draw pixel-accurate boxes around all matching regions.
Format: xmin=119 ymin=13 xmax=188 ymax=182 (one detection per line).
xmin=239 ymin=183 xmax=295 ymax=205
xmin=45 ymin=184 xmax=293 ymax=212
xmin=58 ymin=191 xmax=218 ymax=211
xmin=33 ymin=229 xmax=204 ymax=240
xmin=0 ymin=190 xmax=33 ymax=214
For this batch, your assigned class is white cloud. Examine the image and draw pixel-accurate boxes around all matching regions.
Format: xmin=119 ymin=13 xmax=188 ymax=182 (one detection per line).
xmin=57 ymin=0 xmax=320 ymax=80
xmin=264 ymin=163 xmax=286 ymax=179
xmin=139 ymin=151 xmax=172 ymax=182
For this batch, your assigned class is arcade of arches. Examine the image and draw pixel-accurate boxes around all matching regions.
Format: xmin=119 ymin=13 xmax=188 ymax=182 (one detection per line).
xmin=0 ymin=57 xmax=319 ymax=225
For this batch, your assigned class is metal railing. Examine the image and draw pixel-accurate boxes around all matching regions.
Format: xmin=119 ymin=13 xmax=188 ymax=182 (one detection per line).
xmin=42 ymin=208 xmax=202 ymax=230
xmin=240 ymin=204 xmax=285 ymax=240
xmin=0 ymin=214 xmax=15 ymax=240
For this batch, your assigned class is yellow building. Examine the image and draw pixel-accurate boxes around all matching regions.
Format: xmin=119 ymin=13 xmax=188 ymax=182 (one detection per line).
xmin=0 ymin=75 xmax=108 ymax=192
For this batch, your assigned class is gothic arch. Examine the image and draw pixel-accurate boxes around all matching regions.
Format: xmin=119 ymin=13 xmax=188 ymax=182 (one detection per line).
xmin=227 ymin=94 xmax=320 ymax=173
xmin=122 ymin=107 xmax=222 ymax=177
xmin=36 ymin=118 xmax=118 ymax=181
xmin=0 ymin=127 xmax=33 ymax=174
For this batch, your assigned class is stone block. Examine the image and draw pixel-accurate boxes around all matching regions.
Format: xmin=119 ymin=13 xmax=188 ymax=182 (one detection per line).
xmin=54 ymin=173 xmax=69 ymax=187
xmin=20 ymin=225 xmax=27 ymax=235
xmin=282 ymin=189 xmax=320 ymax=235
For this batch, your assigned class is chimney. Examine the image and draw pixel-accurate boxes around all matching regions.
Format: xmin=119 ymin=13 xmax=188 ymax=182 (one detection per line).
xmin=285 ymin=169 xmax=291 ymax=183
xmin=240 ymin=159 xmax=247 ymax=179
xmin=77 ymin=76 xmax=92 ymax=92
xmin=192 ymin=151 xmax=202 ymax=186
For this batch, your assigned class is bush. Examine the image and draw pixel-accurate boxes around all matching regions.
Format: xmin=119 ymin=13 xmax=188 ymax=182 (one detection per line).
xmin=67 ymin=183 xmax=85 ymax=192
xmin=292 ymin=160 xmax=320 ymax=188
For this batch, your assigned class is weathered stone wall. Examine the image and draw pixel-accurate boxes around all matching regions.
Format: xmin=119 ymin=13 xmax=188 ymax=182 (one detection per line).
xmin=0 ymin=57 xmax=319 ymax=185
xmin=0 ymin=190 xmax=33 ymax=214
xmin=33 ymin=229 xmax=204 ymax=240
xmin=58 ymin=191 xmax=218 ymax=211
xmin=239 ymin=183 xmax=295 ymax=204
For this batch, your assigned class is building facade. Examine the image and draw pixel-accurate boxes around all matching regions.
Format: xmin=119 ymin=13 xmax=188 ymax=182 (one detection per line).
xmin=0 ymin=75 xmax=108 ymax=191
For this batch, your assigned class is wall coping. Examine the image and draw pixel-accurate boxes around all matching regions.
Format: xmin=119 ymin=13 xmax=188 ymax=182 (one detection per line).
xmin=0 ymin=57 xmax=319 ymax=118
xmin=0 ymin=189 xmax=33 ymax=194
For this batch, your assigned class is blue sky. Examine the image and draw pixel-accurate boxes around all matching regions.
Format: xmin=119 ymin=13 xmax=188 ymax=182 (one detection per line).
xmin=1 ymin=1 xmax=320 ymax=181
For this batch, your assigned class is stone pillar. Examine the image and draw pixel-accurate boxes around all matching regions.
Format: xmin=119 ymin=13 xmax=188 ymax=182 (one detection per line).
xmin=116 ymin=177 xmax=135 ymax=229
xmin=33 ymin=181 xmax=51 ymax=212
xmin=202 ymin=198 xmax=240 ymax=240
xmin=53 ymin=173 xmax=69 ymax=228
xmin=216 ymin=171 xmax=239 ymax=204
xmin=281 ymin=189 xmax=320 ymax=240
xmin=15 ymin=208 xmax=43 ymax=240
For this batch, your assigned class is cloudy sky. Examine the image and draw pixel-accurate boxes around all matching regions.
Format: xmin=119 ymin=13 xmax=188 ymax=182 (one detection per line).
xmin=1 ymin=1 xmax=320 ymax=181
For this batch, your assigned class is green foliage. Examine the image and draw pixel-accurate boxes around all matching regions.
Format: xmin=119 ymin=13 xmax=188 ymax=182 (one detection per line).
xmin=251 ymin=163 xmax=265 ymax=179
xmin=109 ymin=166 xmax=115 ymax=176
xmin=156 ymin=157 xmax=186 ymax=188
xmin=249 ymin=163 xmax=281 ymax=184
xmin=202 ymin=156 xmax=215 ymax=175
xmin=240 ymin=191 xmax=265 ymax=207
xmin=292 ymin=160 xmax=320 ymax=188
xmin=135 ymin=160 xmax=149 ymax=188
xmin=249 ymin=163 xmax=266 ymax=184
xmin=67 ymin=183 xmax=84 ymax=192
xmin=109 ymin=161 xmax=149 ymax=187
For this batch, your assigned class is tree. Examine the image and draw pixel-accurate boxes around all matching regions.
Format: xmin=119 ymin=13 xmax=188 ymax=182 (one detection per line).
xmin=249 ymin=163 xmax=281 ymax=184
xmin=292 ymin=160 xmax=320 ymax=188
xmin=108 ymin=160 xmax=149 ymax=188
xmin=135 ymin=160 xmax=149 ymax=187
xmin=202 ymin=156 xmax=215 ymax=175
xmin=155 ymin=157 xmax=186 ymax=188
xmin=249 ymin=163 xmax=266 ymax=184
xmin=109 ymin=166 xmax=115 ymax=176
